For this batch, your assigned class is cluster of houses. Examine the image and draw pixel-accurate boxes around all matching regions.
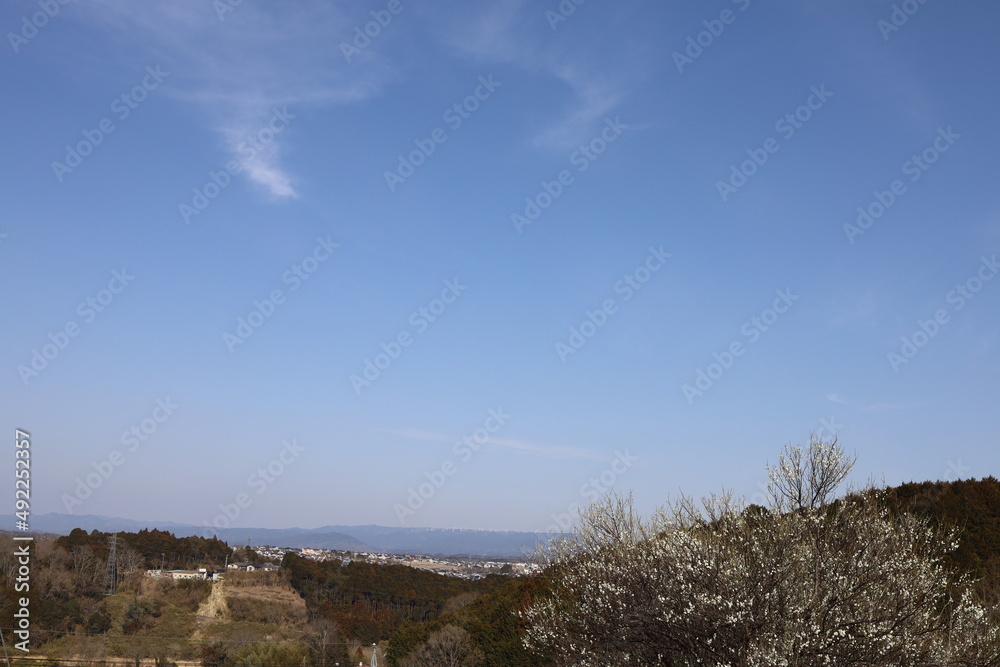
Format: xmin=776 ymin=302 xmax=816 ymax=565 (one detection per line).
xmin=142 ymin=545 xmax=537 ymax=583
xmin=145 ymin=567 xmax=218 ymax=581
xmin=145 ymin=561 xmax=280 ymax=581
xmin=255 ymin=544 xmax=539 ymax=580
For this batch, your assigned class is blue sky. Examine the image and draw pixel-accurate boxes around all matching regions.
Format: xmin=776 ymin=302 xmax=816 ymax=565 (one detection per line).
xmin=3 ymin=0 xmax=998 ymax=533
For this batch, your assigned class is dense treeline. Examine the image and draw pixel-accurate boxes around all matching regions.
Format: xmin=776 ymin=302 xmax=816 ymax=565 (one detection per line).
xmin=56 ymin=528 xmax=232 ymax=571
xmin=0 ymin=529 xmax=230 ymax=649
xmin=882 ymin=476 xmax=1000 ymax=595
xmin=1 ymin=536 xmax=106 ymax=644
xmin=1 ymin=537 xmax=113 ymax=645
xmin=282 ymin=553 xmax=503 ymax=643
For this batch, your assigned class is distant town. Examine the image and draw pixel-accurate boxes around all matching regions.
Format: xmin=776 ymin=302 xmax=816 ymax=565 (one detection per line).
xmin=147 ymin=543 xmax=540 ymax=581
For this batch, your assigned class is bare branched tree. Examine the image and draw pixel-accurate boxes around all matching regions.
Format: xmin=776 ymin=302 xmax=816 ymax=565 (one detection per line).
xmin=71 ymin=545 xmax=96 ymax=572
xmin=69 ymin=545 xmax=103 ymax=593
xmin=766 ymin=433 xmax=856 ymax=511
xmin=401 ymin=625 xmax=483 ymax=667
xmin=117 ymin=545 xmax=145 ymax=578
xmin=302 ymin=617 xmax=344 ymax=667
xmin=0 ymin=535 xmax=19 ymax=586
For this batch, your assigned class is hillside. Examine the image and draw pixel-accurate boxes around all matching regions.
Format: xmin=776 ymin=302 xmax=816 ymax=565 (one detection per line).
xmin=3 ymin=477 xmax=999 ymax=666
xmin=282 ymin=552 xmax=506 ymax=643
xmin=0 ymin=528 xmax=509 ymax=665
xmin=387 ymin=477 xmax=1000 ymax=665
xmin=880 ymin=476 xmax=1000 ymax=598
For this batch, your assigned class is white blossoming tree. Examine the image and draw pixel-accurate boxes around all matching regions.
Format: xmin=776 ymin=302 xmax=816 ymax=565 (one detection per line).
xmin=523 ymin=436 xmax=1000 ymax=665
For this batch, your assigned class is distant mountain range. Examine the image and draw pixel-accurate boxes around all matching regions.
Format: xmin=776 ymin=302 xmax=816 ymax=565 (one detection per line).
xmin=0 ymin=513 xmax=550 ymax=558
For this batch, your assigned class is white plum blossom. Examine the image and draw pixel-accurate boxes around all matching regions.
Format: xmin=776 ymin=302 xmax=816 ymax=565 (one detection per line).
xmin=523 ymin=437 xmax=1000 ymax=665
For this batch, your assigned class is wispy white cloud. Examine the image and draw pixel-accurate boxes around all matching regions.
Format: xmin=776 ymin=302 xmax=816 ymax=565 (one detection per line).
xmin=65 ymin=0 xmax=392 ymax=198
xmin=380 ymin=426 xmax=602 ymax=461
xmin=489 ymin=436 xmax=604 ymax=461
xmin=859 ymin=402 xmax=907 ymax=413
xmin=531 ymin=65 xmax=621 ymax=150
xmin=440 ymin=0 xmax=629 ymax=150
xmin=826 ymin=394 xmax=907 ymax=412
xmin=217 ymin=115 xmax=298 ymax=200
xmin=69 ymin=0 xmax=636 ymax=191
xmin=446 ymin=0 xmax=526 ymax=63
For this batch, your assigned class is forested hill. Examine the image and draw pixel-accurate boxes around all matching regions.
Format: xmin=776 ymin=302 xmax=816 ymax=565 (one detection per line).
xmin=386 ymin=477 xmax=1000 ymax=665
xmin=282 ymin=552 xmax=507 ymax=643
xmin=881 ymin=476 xmax=1000 ymax=586
xmin=2 ymin=477 xmax=998 ymax=665
xmin=56 ymin=527 xmax=232 ymax=570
